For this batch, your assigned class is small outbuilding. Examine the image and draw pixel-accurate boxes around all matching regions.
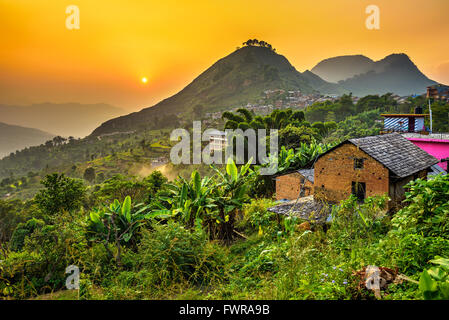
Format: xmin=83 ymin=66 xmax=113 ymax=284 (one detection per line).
xmin=274 ymin=169 xmax=314 ymax=201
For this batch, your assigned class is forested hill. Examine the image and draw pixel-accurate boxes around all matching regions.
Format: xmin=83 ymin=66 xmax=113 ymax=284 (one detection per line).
xmin=91 ymin=44 xmax=345 ymax=136
xmin=0 ymin=122 xmax=54 ymax=159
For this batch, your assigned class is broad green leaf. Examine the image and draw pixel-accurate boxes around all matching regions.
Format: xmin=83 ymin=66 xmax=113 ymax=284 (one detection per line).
xmin=122 ymin=196 xmax=132 ymax=222
xmin=427 ymin=267 xmax=446 ymax=281
xmin=90 ymin=211 xmax=100 ymax=224
xmin=420 ymin=270 xmax=438 ymax=295
xmin=192 ymin=171 xmax=201 ymax=195
xmin=122 ymin=232 xmax=132 ymax=242
xmin=430 ymin=257 xmax=449 ymax=270
xmin=226 ymin=158 xmax=238 ymax=181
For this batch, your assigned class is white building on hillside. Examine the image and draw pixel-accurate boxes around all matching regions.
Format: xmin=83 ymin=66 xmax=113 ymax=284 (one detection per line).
xmin=208 ymin=129 xmax=227 ymax=151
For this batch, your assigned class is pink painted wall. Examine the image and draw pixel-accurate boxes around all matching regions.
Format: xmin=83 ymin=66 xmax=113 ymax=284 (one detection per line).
xmin=407 ymin=138 xmax=449 ymax=170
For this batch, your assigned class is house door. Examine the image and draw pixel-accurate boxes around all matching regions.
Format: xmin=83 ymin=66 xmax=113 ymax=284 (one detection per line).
xmin=352 ymin=182 xmax=366 ymax=202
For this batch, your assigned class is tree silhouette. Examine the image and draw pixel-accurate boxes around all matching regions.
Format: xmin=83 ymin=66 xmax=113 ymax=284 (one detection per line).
xmin=242 ymin=39 xmax=275 ymax=52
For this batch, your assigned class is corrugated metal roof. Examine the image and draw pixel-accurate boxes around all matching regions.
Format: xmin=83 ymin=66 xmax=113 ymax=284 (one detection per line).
xmin=428 ymin=164 xmax=447 ymax=177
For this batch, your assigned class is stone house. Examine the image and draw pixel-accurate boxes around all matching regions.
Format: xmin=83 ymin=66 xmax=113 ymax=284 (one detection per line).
xmin=274 ymin=169 xmax=314 ymax=201
xmin=313 ymin=133 xmax=439 ymax=207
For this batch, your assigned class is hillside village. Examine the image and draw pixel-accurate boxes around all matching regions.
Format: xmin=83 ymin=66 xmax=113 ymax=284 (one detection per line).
xmin=201 ymin=89 xmax=426 ymax=128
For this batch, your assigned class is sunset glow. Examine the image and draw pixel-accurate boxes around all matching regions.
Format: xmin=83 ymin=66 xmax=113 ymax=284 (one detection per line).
xmin=1 ymin=0 xmax=448 ymax=110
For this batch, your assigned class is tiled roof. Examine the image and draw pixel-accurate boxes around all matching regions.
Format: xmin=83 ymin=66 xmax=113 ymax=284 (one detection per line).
xmin=298 ymin=169 xmax=314 ymax=183
xmin=348 ymin=133 xmax=439 ymax=178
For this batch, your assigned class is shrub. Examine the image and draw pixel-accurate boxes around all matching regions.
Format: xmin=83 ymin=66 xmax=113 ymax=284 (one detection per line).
xmin=0 ymin=199 xmax=27 ymax=244
xmin=3 ymin=212 xmax=89 ymax=299
xmin=391 ymin=174 xmax=449 ymax=239
xmin=136 ymin=222 xmax=226 ymax=286
xmin=34 ymin=173 xmax=86 ymax=216
xmin=327 ymin=195 xmax=390 ymax=255
xmin=9 ymin=218 xmax=45 ymax=251
xmin=379 ymin=174 xmax=449 ymax=273
xmin=0 ymin=250 xmax=46 ymax=298
xmin=239 ymin=199 xmax=277 ymax=235
xmin=380 ymin=232 xmax=449 ymax=274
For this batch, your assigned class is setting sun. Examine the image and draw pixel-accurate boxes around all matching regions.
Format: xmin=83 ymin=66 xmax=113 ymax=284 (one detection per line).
xmin=141 ymin=77 xmax=148 ymax=84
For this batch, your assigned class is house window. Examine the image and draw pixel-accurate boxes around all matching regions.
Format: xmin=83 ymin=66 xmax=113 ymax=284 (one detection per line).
xmin=352 ymin=182 xmax=366 ymax=202
xmin=354 ymin=158 xmax=364 ymax=169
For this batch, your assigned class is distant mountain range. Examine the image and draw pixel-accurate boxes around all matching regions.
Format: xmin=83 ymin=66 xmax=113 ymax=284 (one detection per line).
xmin=0 ymin=103 xmax=126 ymax=138
xmin=311 ymin=53 xmax=437 ymax=96
xmin=92 ymin=46 xmax=440 ymax=136
xmin=0 ymin=122 xmax=54 ymax=159
xmin=311 ymin=55 xmax=375 ymax=83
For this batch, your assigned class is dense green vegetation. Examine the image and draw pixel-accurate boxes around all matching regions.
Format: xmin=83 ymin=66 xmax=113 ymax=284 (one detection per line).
xmin=1 ymin=158 xmax=448 ymax=300
xmin=0 ymin=129 xmax=173 ymax=186
xmin=1 ymin=92 xmax=449 ymax=300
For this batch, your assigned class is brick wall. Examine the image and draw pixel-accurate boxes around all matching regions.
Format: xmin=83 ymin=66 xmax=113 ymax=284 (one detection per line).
xmin=314 ymin=143 xmax=389 ymax=203
xmin=275 ymin=172 xmax=313 ymax=201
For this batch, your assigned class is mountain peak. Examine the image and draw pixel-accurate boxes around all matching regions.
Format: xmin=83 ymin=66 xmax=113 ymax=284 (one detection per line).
xmin=91 ymin=46 xmax=437 ymax=136
xmin=311 ymin=55 xmax=375 ymax=83
xmin=377 ymin=53 xmax=416 ymax=70
xmin=91 ymin=42 xmax=344 ymax=136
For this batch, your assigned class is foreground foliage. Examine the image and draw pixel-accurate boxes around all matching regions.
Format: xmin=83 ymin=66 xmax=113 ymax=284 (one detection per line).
xmin=1 ymin=168 xmax=449 ymax=300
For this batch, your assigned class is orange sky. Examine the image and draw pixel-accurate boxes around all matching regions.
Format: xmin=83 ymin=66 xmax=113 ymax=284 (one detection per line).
xmin=1 ymin=0 xmax=448 ymax=111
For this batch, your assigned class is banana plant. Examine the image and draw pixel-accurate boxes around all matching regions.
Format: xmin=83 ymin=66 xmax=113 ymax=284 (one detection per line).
xmin=87 ymin=196 xmax=159 ymax=266
xmin=210 ymin=158 xmax=255 ymax=243
xmin=259 ymin=140 xmax=335 ymax=175
xmin=155 ymin=170 xmax=218 ymax=228
xmin=150 ymin=159 xmax=255 ymax=243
